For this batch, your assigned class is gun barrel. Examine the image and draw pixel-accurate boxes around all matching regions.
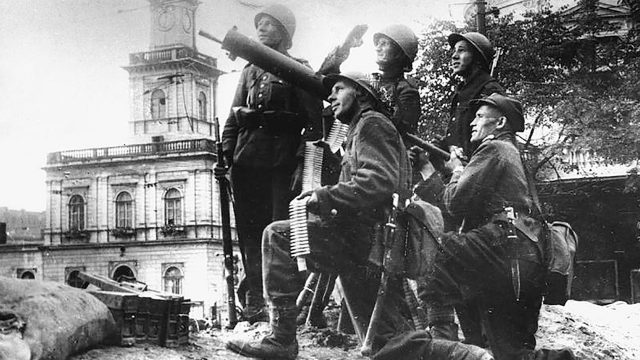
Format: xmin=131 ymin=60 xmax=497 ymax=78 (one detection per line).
xmin=198 ymin=29 xmax=223 ymax=44
xmin=405 ymin=133 xmax=450 ymax=161
xmin=200 ymin=27 xmax=328 ymax=99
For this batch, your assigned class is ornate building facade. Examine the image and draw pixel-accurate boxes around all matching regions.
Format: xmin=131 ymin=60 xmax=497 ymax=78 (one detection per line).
xmin=0 ymin=0 xmax=235 ymax=318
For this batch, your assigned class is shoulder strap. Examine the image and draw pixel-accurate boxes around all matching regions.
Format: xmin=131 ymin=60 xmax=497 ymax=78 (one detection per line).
xmin=520 ymin=154 xmax=544 ymax=220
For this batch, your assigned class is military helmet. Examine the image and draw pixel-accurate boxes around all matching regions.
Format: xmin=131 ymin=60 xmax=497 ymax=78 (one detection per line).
xmin=448 ymin=32 xmax=495 ymax=71
xmin=373 ymin=24 xmax=419 ymax=62
xmin=323 ymin=71 xmax=380 ymax=104
xmin=254 ymin=4 xmax=296 ymax=49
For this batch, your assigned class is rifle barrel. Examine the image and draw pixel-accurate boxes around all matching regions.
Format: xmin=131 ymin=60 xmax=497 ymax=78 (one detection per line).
xmin=405 ymin=133 xmax=450 ymax=161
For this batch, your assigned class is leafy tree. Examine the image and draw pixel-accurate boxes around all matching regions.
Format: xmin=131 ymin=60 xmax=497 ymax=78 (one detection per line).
xmin=412 ymin=0 xmax=640 ymax=179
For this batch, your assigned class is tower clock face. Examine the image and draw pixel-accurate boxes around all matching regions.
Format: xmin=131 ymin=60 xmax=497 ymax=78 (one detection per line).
xmin=156 ymin=6 xmax=176 ymax=32
xmin=182 ymin=9 xmax=192 ymax=33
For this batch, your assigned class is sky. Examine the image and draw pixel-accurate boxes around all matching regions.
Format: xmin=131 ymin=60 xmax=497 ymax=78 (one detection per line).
xmin=0 ymin=0 xmax=474 ymax=212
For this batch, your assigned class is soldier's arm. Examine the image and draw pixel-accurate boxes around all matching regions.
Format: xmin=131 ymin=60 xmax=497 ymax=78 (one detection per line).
xmin=221 ymin=68 xmax=249 ymax=163
xmin=394 ymin=78 xmax=421 ymax=138
xmin=444 ymin=142 xmax=503 ymax=218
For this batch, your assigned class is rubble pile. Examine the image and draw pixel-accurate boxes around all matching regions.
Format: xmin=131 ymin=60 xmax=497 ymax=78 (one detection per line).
xmin=70 ymin=300 xmax=640 ymax=360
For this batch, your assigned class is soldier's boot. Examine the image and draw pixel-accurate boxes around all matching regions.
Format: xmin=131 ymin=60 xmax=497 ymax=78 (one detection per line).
xmin=226 ymin=305 xmax=299 ymax=360
xmin=427 ymin=304 xmax=460 ymax=341
xmin=244 ymin=292 xmax=268 ymax=324
xmin=429 ymin=338 xmax=494 ymax=360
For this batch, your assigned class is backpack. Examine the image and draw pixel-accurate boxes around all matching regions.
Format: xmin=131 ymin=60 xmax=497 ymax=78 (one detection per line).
xmin=382 ymin=199 xmax=444 ymax=280
xmin=543 ymin=221 xmax=579 ymax=305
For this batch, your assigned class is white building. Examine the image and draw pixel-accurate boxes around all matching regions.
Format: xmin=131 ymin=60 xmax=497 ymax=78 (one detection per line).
xmin=0 ymin=0 xmax=238 ymax=319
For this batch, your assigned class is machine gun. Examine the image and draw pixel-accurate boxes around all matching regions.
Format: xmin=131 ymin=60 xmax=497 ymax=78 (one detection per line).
xmin=213 ymin=117 xmax=238 ymax=329
xmin=199 ymin=27 xmax=451 ymax=162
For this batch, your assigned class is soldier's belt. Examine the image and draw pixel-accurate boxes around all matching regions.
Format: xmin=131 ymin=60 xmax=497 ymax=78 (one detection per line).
xmin=235 ymin=108 xmax=302 ymax=133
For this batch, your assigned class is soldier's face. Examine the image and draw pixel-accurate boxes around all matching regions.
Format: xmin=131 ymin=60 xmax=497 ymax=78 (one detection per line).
xmin=470 ymin=105 xmax=502 ymax=143
xmin=451 ymin=40 xmax=475 ymax=77
xmin=328 ymin=80 xmax=358 ymax=122
xmin=375 ymin=36 xmax=403 ymax=68
xmin=256 ymin=15 xmax=284 ymax=49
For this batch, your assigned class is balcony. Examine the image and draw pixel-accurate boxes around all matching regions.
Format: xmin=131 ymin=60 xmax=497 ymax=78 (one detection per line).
xmin=47 ymin=139 xmax=216 ymax=165
xmin=128 ymin=46 xmax=217 ymax=68
xmin=131 ymin=116 xmax=213 ymax=137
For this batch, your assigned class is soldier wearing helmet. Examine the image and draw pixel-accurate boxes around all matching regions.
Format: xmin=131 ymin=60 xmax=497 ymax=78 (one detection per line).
xmin=318 ymin=24 xmax=420 ymax=144
xmin=226 ymin=71 xmax=412 ymax=359
xmin=221 ymin=3 xmax=322 ymax=325
xmin=444 ymin=32 xmax=505 ymax=158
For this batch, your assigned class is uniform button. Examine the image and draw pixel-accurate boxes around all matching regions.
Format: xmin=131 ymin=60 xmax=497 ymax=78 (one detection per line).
xmin=258 ymin=104 xmax=263 ymax=109
xmin=260 ymin=84 xmax=265 ymax=88
xmin=263 ymin=75 xmax=268 ymax=80
xmin=258 ymin=93 xmax=263 ymax=98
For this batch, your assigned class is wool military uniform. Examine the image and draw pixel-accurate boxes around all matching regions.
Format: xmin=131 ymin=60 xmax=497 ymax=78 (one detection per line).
xmin=420 ymin=131 xmax=575 ymax=360
xmin=222 ymin=61 xmax=322 ymax=316
xmin=444 ymin=71 xmax=504 ymax=157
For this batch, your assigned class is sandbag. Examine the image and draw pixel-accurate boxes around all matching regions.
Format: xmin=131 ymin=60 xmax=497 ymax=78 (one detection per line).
xmin=0 ymin=277 xmax=118 ymax=360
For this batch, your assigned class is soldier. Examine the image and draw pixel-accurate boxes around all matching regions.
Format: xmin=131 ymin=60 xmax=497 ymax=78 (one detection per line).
xmin=297 ymin=24 xmax=422 ymax=327
xmin=444 ymin=32 xmax=504 ymax=158
xmin=319 ymin=24 xmax=420 ymax=142
xmin=418 ymin=93 xmax=576 ymax=360
xmin=426 ymin=31 xmax=506 ymax=345
xmin=225 ymin=71 xmax=412 ymax=359
xmin=220 ymin=3 xmax=321 ymax=324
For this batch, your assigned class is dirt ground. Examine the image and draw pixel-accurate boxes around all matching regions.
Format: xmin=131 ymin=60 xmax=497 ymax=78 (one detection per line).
xmin=71 ymin=300 xmax=640 ymax=360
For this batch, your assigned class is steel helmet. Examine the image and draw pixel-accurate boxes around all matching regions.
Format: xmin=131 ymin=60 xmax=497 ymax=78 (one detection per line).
xmin=373 ymin=24 xmax=419 ymax=62
xmin=448 ymin=32 xmax=495 ymax=71
xmin=254 ymin=4 xmax=296 ymax=49
xmin=323 ymin=71 xmax=380 ymax=104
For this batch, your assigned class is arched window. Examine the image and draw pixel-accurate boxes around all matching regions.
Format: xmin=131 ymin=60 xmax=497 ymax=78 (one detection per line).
xmin=151 ymin=89 xmax=167 ymax=120
xmin=68 ymin=195 xmax=85 ymax=231
xmin=112 ymin=265 xmax=135 ymax=282
xmin=163 ymin=266 xmax=183 ymax=294
xmin=20 ymin=271 xmax=35 ymax=279
xmin=67 ymin=270 xmax=87 ymax=288
xmin=197 ymin=91 xmax=207 ymax=120
xmin=115 ymin=192 xmax=133 ymax=229
xmin=164 ymin=188 xmax=182 ymax=226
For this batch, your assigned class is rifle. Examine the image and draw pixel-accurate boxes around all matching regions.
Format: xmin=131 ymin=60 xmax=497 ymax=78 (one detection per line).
xmin=213 ymin=117 xmax=237 ymax=329
xmin=360 ymin=193 xmax=401 ymax=356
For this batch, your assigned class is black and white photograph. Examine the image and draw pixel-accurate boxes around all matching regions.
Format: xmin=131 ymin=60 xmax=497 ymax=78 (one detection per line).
xmin=0 ymin=0 xmax=638 ymax=359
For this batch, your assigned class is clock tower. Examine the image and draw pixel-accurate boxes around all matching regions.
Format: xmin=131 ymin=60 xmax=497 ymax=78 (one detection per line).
xmin=124 ymin=0 xmax=223 ymax=143
xmin=149 ymin=0 xmax=198 ymax=50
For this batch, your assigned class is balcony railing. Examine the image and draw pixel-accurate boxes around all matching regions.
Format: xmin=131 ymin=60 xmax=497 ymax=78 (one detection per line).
xmin=131 ymin=116 xmax=213 ymax=137
xmin=47 ymin=139 xmax=216 ymax=164
xmin=129 ymin=46 xmax=217 ymax=68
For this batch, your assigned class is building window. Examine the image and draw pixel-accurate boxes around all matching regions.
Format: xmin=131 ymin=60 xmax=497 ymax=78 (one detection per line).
xmin=112 ymin=265 xmax=135 ymax=282
xmin=66 ymin=270 xmax=87 ymax=288
xmin=164 ymin=188 xmax=182 ymax=226
xmin=197 ymin=91 xmax=207 ymax=120
xmin=68 ymin=195 xmax=85 ymax=231
xmin=163 ymin=266 xmax=183 ymax=294
xmin=115 ymin=191 xmax=133 ymax=229
xmin=151 ymin=89 xmax=166 ymax=120
xmin=17 ymin=268 xmax=36 ymax=280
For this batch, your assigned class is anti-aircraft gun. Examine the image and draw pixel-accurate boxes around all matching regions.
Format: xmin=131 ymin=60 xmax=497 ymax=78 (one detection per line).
xmin=198 ymin=27 xmax=450 ymax=160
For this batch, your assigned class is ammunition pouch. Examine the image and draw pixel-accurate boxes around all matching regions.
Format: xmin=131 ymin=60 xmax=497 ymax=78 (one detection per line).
xmin=233 ymin=107 xmax=302 ymax=134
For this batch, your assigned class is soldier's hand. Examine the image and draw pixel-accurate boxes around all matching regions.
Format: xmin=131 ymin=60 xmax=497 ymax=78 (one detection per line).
xmin=344 ymin=24 xmax=368 ymax=48
xmin=444 ymin=146 xmax=465 ymax=173
xmin=214 ymin=164 xmax=228 ymax=179
xmin=408 ymin=145 xmax=428 ymax=168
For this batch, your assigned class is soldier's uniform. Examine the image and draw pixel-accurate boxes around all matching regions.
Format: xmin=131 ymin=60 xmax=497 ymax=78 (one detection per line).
xmin=420 ymin=94 xmax=575 ymax=360
xmin=221 ymin=4 xmax=322 ymax=320
xmin=226 ymin=72 xmax=413 ymax=360
xmin=443 ymin=32 xmax=504 ymax=158
xmin=444 ymin=71 xmax=503 ymax=157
